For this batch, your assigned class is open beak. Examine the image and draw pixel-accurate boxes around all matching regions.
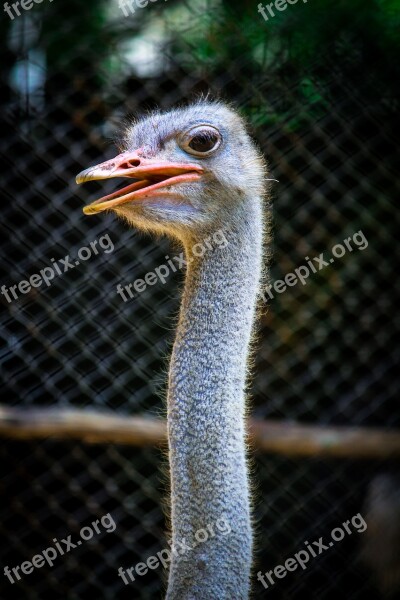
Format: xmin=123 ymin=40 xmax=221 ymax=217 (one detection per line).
xmin=76 ymin=150 xmax=203 ymax=215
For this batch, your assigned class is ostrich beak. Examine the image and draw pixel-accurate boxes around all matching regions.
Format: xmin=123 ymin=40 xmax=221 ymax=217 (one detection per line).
xmin=76 ymin=151 xmax=203 ymax=215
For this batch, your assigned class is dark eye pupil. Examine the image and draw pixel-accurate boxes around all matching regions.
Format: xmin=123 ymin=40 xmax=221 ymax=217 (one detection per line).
xmin=189 ymin=133 xmax=218 ymax=153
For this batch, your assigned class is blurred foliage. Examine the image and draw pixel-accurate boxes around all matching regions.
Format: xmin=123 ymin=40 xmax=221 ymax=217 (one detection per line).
xmin=41 ymin=0 xmax=110 ymax=72
xmin=2 ymin=0 xmax=399 ymax=129
xmin=176 ymin=0 xmax=400 ymax=71
xmin=166 ymin=0 xmax=400 ymax=128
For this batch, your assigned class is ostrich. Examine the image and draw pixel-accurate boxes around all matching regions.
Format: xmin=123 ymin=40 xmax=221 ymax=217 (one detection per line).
xmin=76 ymin=100 xmax=270 ymax=599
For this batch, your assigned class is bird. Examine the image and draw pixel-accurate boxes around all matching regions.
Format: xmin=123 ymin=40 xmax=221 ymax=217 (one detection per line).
xmin=76 ymin=99 xmax=271 ymax=600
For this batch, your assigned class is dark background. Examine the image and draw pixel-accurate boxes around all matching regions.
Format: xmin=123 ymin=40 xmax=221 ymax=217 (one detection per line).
xmin=1 ymin=0 xmax=399 ymax=598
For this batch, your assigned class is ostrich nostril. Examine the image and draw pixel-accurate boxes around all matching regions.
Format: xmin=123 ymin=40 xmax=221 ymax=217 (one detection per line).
xmin=117 ymin=159 xmax=141 ymax=170
xmin=126 ymin=159 xmax=141 ymax=168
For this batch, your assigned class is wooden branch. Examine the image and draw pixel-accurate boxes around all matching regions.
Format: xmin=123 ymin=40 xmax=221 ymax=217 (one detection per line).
xmin=0 ymin=406 xmax=165 ymax=447
xmin=0 ymin=405 xmax=399 ymax=458
xmin=248 ymin=420 xmax=400 ymax=458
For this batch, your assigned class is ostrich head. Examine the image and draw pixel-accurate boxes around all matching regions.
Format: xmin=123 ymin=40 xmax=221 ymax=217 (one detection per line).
xmin=76 ymin=100 xmax=267 ymax=241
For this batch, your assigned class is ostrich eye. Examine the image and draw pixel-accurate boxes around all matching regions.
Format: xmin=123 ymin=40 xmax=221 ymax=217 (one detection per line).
xmin=189 ymin=133 xmax=217 ymax=153
xmin=180 ymin=126 xmax=222 ymax=157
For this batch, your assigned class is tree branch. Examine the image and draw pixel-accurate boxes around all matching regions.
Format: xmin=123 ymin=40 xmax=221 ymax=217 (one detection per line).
xmin=0 ymin=405 xmax=399 ymax=458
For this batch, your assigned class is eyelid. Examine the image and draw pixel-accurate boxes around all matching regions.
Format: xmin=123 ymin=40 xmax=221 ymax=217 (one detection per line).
xmin=182 ymin=124 xmax=220 ymax=138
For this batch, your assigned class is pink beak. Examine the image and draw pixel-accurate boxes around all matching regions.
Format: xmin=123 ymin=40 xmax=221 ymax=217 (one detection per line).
xmin=76 ymin=150 xmax=203 ymax=215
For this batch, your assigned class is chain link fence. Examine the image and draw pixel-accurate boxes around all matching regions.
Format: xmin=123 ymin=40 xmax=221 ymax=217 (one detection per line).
xmin=1 ymin=1 xmax=399 ymax=598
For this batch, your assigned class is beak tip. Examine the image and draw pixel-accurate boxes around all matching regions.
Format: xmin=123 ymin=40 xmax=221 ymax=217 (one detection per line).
xmin=83 ymin=203 xmax=107 ymax=216
xmin=82 ymin=205 xmax=97 ymax=216
xmin=76 ymin=169 xmax=90 ymax=185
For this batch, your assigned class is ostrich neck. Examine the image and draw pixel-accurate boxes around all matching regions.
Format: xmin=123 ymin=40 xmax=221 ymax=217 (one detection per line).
xmin=166 ymin=200 xmax=264 ymax=600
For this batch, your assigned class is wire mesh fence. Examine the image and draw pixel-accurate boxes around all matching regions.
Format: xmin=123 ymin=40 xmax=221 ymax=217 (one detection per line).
xmin=1 ymin=1 xmax=399 ymax=598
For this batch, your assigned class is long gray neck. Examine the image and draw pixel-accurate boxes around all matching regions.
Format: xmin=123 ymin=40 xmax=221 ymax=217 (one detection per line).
xmin=166 ymin=199 xmax=264 ymax=600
